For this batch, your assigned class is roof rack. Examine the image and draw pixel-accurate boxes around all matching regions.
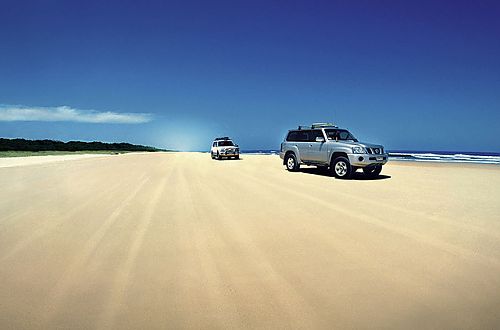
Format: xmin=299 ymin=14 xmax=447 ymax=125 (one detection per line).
xmin=312 ymin=122 xmax=337 ymax=128
xmin=214 ymin=136 xmax=231 ymax=141
xmin=297 ymin=123 xmax=338 ymax=130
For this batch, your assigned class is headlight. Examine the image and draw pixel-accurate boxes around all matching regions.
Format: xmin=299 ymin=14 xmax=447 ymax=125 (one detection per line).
xmin=352 ymin=146 xmax=365 ymax=154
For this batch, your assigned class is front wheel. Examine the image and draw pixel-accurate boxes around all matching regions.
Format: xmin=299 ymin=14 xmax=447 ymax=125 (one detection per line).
xmin=285 ymin=153 xmax=299 ymax=172
xmin=363 ymin=165 xmax=382 ymax=178
xmin=332 ymin=156 xmax=352 ymax=179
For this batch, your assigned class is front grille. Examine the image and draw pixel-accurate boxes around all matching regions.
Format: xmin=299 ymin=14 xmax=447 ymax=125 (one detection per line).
xmin=367 ymin=147 xmax=382 ymax=154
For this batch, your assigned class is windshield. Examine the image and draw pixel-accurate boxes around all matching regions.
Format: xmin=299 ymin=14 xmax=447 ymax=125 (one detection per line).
xmin=324 ymin=129 xmax=358 ymax=142
xmin=218 ymin=141 xmax=234 ymax=147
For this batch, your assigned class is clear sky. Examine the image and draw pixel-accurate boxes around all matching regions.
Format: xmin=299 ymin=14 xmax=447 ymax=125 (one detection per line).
xmin=1 ymin=0 xmax=499 ymax=152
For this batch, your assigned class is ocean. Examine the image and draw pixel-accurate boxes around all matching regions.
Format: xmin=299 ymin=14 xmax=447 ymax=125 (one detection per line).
xmin=239 ymin=150 xmax=500 ymax=165
xmin=387 ymin=151 xmax=500 ymax=165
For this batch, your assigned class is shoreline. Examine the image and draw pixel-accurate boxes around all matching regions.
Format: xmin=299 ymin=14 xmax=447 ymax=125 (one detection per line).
xmin=0 ymin=153 xmax=115 ymax=168
xmin=1 ymin=151 xmax=499 ymax=169
xmin=386 ymin=158 xmax=500 ymax=168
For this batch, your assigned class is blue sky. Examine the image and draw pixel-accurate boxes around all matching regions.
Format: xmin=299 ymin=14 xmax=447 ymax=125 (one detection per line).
xmin=1 ymin=0 xmax=499 ymax=152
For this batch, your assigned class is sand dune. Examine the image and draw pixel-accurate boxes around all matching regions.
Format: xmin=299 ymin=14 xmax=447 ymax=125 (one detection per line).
xmin=1 ymin=152 xmax=499 ymax=329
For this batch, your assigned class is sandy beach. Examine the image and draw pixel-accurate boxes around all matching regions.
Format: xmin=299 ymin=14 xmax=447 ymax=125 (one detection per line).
xmin=0 ymin=152 xmax=499 ymax=329
xmin=0 ymin=153 xmax=113 ymax=168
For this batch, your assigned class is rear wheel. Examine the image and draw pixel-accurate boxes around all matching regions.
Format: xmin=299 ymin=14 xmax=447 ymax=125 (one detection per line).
xmin=363 ymin=165 xmax=382 ymax=178
xmin=285 ymin=153 xmax=299 ymax=172
xmin=332 ymin=156 xmax=352 ymax=179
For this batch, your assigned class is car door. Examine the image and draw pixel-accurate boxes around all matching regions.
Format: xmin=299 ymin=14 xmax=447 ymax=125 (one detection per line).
xmin=307 ymin=130 xmax=327 ymax=163
xmin=290 ymin=130 xmax=309 ymax=162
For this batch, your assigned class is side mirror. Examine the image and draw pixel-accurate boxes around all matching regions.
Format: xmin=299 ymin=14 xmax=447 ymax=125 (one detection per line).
xmin=315 ymin=137 xmax=325 ymax=142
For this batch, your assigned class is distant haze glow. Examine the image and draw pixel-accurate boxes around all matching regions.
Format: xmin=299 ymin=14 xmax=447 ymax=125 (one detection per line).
xmin=0 ymin=1 xmax=499 ymax=152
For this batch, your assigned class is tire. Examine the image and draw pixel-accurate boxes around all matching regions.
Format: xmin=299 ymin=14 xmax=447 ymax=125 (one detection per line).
xmin=235 ymin=155 xmax=239 ymax=160
xmin=285 ymin=153 xmax=299 ymax=172
xmin=331 ymin=156 xmax=352 ymax=179
xmin=216 ymin=151 xmax=221 ymax=160
xmin=363 ymin=165 xmax=382 ymax=178
xmin=211 ymin=152 xmax=215 ymax=159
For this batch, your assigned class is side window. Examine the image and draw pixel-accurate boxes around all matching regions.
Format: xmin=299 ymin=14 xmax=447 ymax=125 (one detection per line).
xmin=286 ymin=131 xmax=299 ymax=141
xmin=298 ymin=131 xmax=309 ymax=142
xmin=212 ymin=142 xmax=216 ymax=147
xmin=339 ymin=131 xmax=349 ymax=140
xmin=309 ymin=130 xmax=324 ymax=142
xmin=287 ymin=130 xmax=319 ymax=142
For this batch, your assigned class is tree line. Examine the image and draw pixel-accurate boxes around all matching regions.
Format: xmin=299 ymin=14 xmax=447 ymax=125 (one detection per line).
xmin=0 ymin=138 xmax=164 ymax=152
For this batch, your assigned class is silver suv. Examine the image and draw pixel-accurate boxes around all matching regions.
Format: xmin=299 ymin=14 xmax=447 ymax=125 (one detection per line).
xmin=211 ymin=137 xmax=240 ymax=160
xmin=279 ymin=123 xmax=388 ymax=179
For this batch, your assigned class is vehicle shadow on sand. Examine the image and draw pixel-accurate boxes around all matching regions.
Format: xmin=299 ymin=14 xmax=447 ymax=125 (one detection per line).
xmin=298 ymin=167 xmax=391 ymax=181
xmin=215 ymin=157 xmax=243 ymax=161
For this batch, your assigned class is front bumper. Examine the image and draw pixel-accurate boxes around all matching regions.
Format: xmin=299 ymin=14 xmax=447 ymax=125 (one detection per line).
xmin=220 ymin=151 xmax=239 ymax=156
xmin=348 ymin=153 xmax=388 ymax=167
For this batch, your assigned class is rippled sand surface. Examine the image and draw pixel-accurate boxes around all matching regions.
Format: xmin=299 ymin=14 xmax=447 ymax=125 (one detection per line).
xmin=1 ymin=152 xmax=499 ymax=329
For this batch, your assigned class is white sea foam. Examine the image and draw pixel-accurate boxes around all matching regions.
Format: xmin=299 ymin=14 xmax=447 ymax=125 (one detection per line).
xmin=389 ymin=152 xmax=500 ymax=164
xmin=240 ymin=150 xmax=500 ymax=164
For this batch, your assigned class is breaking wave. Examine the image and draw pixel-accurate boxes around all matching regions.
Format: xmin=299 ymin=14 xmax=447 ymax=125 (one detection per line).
xmin=388 ymin=152 xmax=500 ymax=165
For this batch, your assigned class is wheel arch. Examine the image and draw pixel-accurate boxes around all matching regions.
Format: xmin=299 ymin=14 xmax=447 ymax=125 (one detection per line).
xmin=283 ymin=149 xmax=300 ymax=165
xmin=330 ymin=151 xmax=348 ymax=165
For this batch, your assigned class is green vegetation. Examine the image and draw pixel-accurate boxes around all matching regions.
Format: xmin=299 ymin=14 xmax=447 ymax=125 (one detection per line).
xmin=0 ymin=138 xmax=166 ymax=157
xmin=0 ymin=150 xmax=131 ymax=158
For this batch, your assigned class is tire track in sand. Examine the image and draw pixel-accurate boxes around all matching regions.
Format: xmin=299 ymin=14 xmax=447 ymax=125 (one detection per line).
xmin=41 ymin=173 xmax=151 ymax=323
xmin=0 ymin=179 xmax=124 ymax=263
xmin=96 ymin=162 xmax=175 ymax=330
